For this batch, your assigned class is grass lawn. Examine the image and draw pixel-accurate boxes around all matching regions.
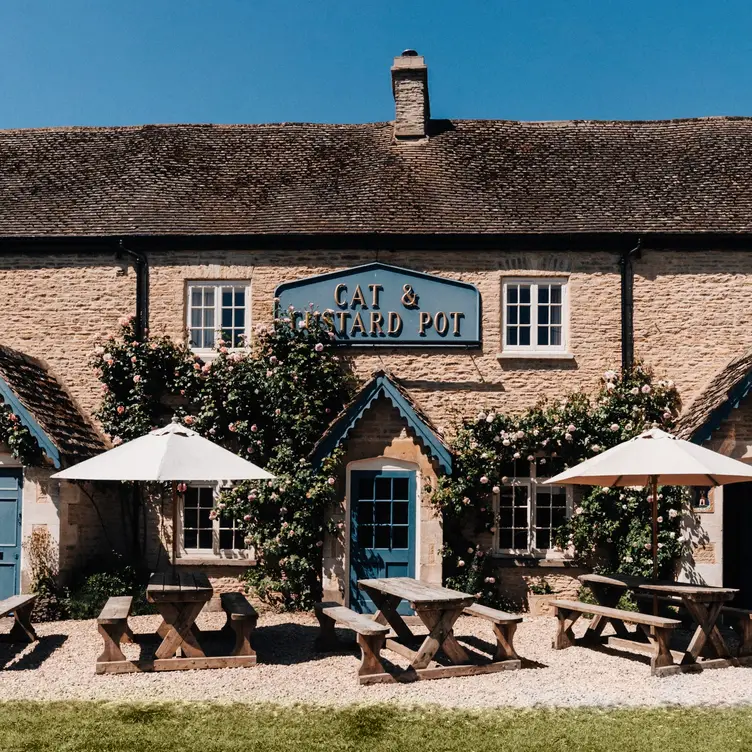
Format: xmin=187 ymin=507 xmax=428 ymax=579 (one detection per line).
xmin=1 ymin=702 xmax=752 ymax=752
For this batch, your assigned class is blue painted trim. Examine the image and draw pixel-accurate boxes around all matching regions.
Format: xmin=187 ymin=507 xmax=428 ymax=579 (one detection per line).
xmin=0 ymin=379 xmax=60 ymax=468
xmin=690 ymin=372 xmax=752 ymax=445
xmin=311 ymin=374 xmax=452 ymax=473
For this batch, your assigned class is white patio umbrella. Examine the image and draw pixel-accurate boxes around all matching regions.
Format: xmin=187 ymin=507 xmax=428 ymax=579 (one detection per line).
xmin=545 ymin=427 xmax=752 ymax=582
xmin=52 ymin=421 xmax=273 ymax=563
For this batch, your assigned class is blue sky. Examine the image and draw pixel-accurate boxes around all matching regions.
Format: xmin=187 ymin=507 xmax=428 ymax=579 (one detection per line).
xmin=1 ymin=1 xmax=752 ymax=128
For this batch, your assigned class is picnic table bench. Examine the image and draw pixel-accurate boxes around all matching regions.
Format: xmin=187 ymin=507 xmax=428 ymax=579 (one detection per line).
xmin=317 ymin=578 xmax=524 ymax=684
xmin=549 ymin=598 xmax=681 ymax=675
xmin=0 ymin=593 xmax=38 ymax=644
xmin=574 ymin=573 xmax=749 ymax=674
xmin=95 ymin=573 xmax=259 ymax=674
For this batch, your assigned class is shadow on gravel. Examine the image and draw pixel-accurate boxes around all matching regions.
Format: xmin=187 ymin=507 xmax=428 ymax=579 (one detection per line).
xmin=0 ymin=634 xmax=68 ymax=671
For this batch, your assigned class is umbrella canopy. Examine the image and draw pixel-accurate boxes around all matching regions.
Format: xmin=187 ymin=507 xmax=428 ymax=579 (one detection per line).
xmin=51 ymin=421 xmax=274 ymax=482
xmin=546 ymin=427 xmax=752 ymax=488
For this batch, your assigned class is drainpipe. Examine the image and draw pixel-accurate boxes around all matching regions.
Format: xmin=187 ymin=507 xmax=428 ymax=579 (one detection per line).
xmin=619 ymin=238 xmax=642 ymax=372
xmin=118 ymin=239 xmax=149 ymax=340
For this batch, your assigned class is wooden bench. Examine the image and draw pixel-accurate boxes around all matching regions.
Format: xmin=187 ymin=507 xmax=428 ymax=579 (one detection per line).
xmin=463 ymin=603 xmax=523 ymax=665
xmin=220 ymin=592 xmax=258 ymax=662
xmin=549 ymin=598 xmax=682 ymax=675
xmin=96 ymin=596 xmax=135 ymax=673
xmin=720 ymin=606 xmax=752 ymax=657
xmin=314 ymin=601 xmax=390 ymax=682
xmin=0 ymin=593 xmax=38 ymax=644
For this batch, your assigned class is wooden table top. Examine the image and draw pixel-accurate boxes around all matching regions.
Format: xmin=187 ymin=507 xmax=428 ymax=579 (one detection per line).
xmin=579 ymin=573 xmax=738 ymax=601
xmin=358 ymin=577 xmax=475 ymax=608
xmin=146 ymin=572 xmax=213 ymax=603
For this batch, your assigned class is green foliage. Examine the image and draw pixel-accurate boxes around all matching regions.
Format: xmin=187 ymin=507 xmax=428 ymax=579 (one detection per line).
xmin=65 ymin=560 xmax=154 ymax=620
xmin=0 ymin=402 xmax=44 ymax=466
xmin=433 ymin=364 xmax=686 ymax=602
xmin=93 ymin=313 xmax=354 ymax=610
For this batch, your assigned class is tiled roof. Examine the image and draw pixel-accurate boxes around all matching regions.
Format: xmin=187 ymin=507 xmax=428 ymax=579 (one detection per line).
xmin=3 ymin=117 xmax=752 ymax=237
xmin=675 ymin=348 xmax=752 ymax=442
xmin=0 ymin=346 xmax=105 ymax=465
xmin=310 ymin=370 xmax=452 ymax=472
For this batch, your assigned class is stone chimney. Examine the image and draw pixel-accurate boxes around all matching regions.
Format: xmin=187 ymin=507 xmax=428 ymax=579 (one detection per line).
xmin=391 ymin=50 xmax=430 ymax=141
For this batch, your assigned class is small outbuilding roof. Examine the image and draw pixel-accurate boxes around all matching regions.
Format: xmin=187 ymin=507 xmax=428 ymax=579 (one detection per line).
xmin=3 ymin=117 xmax=752 ymax=238
xmin=310 ymin=370 xmax=452 ymax=473
xmin=0 ymin=345 xmax=105 ymax=467
xmin=675 ymin=348 xmax=752 ymax=444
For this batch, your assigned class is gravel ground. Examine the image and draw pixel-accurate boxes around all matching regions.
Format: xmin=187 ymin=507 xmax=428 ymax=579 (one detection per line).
xmin=0 ymin=611 xmax=751 ymax=708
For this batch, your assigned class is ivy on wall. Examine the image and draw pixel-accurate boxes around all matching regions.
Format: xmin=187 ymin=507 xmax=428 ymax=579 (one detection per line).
xmin=431 ymin=365 xmax=687 ymax=606
xmin=93 ymin=314 xmax=354 ymax=610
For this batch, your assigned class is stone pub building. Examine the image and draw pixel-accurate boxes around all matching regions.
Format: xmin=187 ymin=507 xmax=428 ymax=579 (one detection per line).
xmin=1 ymin=51 xmax=752 ymax=608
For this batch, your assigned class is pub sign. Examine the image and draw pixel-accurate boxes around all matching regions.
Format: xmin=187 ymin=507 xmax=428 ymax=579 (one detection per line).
xmin=275 ymin=263 xmax=481 ymax=346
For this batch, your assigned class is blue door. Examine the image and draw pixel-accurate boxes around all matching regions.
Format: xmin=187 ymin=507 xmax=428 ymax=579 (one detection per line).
xmin=349 ymin=470 xmax=416 ymax=614
xmin=0 ymin=469 xmax=22 ymax=599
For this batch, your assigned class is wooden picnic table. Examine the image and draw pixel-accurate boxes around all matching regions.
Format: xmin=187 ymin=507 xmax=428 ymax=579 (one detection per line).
xmin=357 ymin=577 xmax=521 ymax=681
xmin=579 ymin=573 xmax=746 ymax=671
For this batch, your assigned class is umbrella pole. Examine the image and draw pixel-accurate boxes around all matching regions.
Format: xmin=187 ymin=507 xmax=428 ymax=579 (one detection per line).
xmin=651 ymin=474 xmax=659 ymax=616
xmin=171 ymin=481 xmax=178 ymax=577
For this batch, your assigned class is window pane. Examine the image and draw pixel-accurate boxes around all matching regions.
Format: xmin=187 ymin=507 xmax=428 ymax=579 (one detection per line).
xmin=508 ymin=286 xmax=518 ymax=304
xmin=204 ymin=329 xmax=215 ymax=348
xmin=539 ymin=286 xmax=549 ymax=303
xmin=507 ymin=327 xmax=518 ymax=345
xmin=203 ymin=289 xmax=214 ymax=306
xmin=519 ymin=327 xmax=531 ymax=346
xmin=499 ymin=530 xmax=513 ymax=549
xmin=234 ymin=309 xmax=245 ymax=327
xmin=358 ymin=501 xmax=373 ymax=524
xmin=189 ymin=331 xmax=202 ymax=348
xmin=537 ymin=530 xmax=551 ymax=549
xmin=537 ymin=507 xmax=551 ymax=527
xmin=514 ymin=530 xmax=528 ymax=549
xmin=198 ymin=508 xmax=211 ymax=528
xmin=198 ymin=530 xmax=213 ymax=550
xmin=375 ymin=478 xmax=391 ymax=500
xmin=219 ymin=529 xmax=234 ymax=550
xmin=551 ymin=306 xmax=561 ymax=325
xmin=358 ymin=525 xmax=373 ymax=548
xmin=184 ymin=530 xmax=197 ymax=549
xmin=233 ymin=331 xmax=244 ymax=348
xmin=392 ymin=501 xmax=409 ymax=524
xmin=358 ymin=478 xmax=373 ymax=500
xmin=375 ymin=502 xmax=391 ymax=524
xmin=392 ymin=526 xmax=408 ymax=549
xmin=538 ymin=327 xmax=549 ymax=346
xmin=538 ymin=306 xmax=549 ymax=325
xmin=519 ymin=306 xmax=530 ymax=325
xmin=507 ymin=307 xmax=518 ymax=325
xmin=519 ymin=286 xmax=530 ymax=304
xmin=374 ymin=527 xmax=390 ymax=549
xmin=551 ymin=327 xmax=562 ymax=346
xmin=203 ymin=309 xmax=215 ymax=327
xmin=190 ymin=309 xmax=202 ymax=328
xmin=551 ymin=285 xmax=562 ymax=304
xmin=222 ymin=309 xmax=232 ymax=327
xmin=184 ymin=509 xmax=197 ymax=529
xmin=222 ymin=290 xmax=233 ymax=307
xmin=191 ymin=289 xmax=203 ymax=307
xmin=234 ymin=290 xmax=245 ymax=306
xmin=393 ymin=478 xmax=408 ymax=500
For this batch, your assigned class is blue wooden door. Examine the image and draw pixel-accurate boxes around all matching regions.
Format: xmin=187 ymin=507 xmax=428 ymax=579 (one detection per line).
xmin=349 ymin=470 xmax=416 ymax=614
xmin=0 ymin=469 xmax=22 ymax=599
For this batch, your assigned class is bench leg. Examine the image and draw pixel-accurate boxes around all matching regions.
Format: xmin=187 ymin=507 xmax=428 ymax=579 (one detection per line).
xmin=734 ymin=617 xmax=752 ymax=658
xmin=492 ymin=622 xmax=520 ymax=661
xmin=553 ymin=608 xmax=581 ymax=649
xmin=314 ymin=606 xmax=339 ymax=651
xmin=229 ymin=616 xmax=258 ymax=658
xmin=97 ymin=622 xmax=128 ymax=663
xmin=7 ymin=602 xmax=38 ymax=643
xmin=649 ymin=626 xmax=675 ymax=673
xmin=356 ymin=633 xmax=386 ymax=678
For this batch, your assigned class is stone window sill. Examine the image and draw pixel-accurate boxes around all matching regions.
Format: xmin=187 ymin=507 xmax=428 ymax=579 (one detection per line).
xmin=490 ymin=554 xmax=579 ymax=568
xmin=497 ymin=352 xmax=575 ymax=361
xmin=173 ymin=557 xmax=256 ymax=567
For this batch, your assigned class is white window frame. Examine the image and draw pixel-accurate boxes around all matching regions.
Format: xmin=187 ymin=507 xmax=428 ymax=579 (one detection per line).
xmin=492 ymin=461 xmax=573 ymax=556
xmin=179 ymin=483 xmax=252 ymax=561
xmin=501 ymin=277 xmax=569 ymax=355
xmin=186 ymin=281 xmax=252 ymax=357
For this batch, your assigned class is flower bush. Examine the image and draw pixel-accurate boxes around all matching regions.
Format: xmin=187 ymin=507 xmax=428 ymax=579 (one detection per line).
xmin=93 ymin=313 xmax=354 ymax=610
xmin=433 ymin=364 xmax=687 ymax=604
xmin=0 ymin=403 xmax=44 ymax=466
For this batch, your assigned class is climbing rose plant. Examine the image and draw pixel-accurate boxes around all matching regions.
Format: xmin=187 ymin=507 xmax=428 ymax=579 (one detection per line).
xmin=432 ymin=365 xmax=687 ymax=606
xmin=0 ymin=402 xmax=44 ymax=466
xmin=93 ymin=314 xmax=354 ymax=610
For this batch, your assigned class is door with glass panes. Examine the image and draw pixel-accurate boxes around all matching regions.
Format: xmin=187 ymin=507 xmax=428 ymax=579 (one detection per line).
xmin=349 ymin=470 xmax=416 ymax=614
